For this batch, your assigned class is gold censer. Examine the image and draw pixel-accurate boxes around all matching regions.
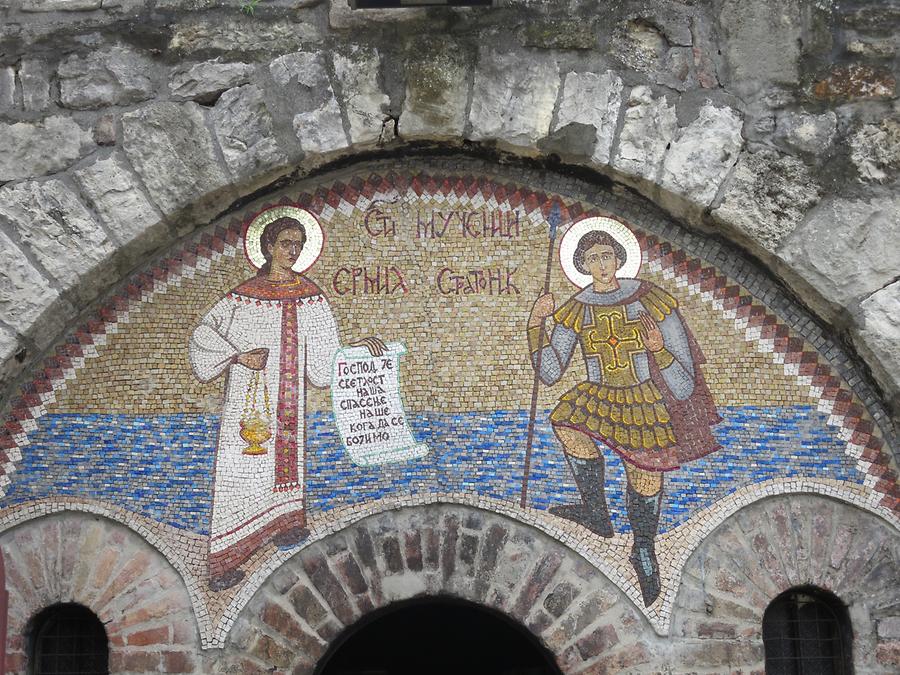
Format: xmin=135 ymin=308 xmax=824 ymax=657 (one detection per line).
xmin=241 ymin=369 xmax=272 ymax=455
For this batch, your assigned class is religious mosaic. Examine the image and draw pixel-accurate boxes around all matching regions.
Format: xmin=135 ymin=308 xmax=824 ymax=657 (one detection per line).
xmin=0 ymin=165 xmax=897 ymax=647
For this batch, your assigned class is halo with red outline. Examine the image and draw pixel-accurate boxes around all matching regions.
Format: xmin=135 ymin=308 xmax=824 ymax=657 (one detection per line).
xmin=243 ymin=205 xmax=324 ymax=274
xmin=558 ymin=216 xmax=642 ymax=288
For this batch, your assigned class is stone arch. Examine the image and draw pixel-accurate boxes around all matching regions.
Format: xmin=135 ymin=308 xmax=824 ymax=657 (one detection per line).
xmin=218 ymin=504 xmax=657 ymax=675
xmin=0 ymin=511 xmax=203 ymax=673
xmin=672 ymin=494 xmax=900 ymax=673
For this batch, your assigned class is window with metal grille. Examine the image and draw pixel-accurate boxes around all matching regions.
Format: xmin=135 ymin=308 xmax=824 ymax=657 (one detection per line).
xmin=763 ymin=587 xmax=853 ymax=675
xmin=29 ymin=604 xmax=108 ymax=675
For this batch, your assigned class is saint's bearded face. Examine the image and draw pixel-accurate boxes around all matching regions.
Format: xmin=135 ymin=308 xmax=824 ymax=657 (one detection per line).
xmin=270 ymin=227 xmax=306 ymax=272
xmin=583 ymin=243 xmax=620 ymax=286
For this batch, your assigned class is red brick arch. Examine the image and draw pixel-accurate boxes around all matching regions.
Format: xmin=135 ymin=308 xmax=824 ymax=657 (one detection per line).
xmin=0 ymin=513 xmax=200 ymax=674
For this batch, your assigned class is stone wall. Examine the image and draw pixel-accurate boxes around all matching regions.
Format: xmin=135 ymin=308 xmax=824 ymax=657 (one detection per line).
xmin=0 ymin=0 xmax=898 ymax=427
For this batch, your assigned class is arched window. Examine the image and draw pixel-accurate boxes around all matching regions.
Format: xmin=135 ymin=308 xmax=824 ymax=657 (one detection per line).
xmin=763 ymin=587 xmax=853 ymax=675
xmin=29 ymin=604 xmax=108 ymax=675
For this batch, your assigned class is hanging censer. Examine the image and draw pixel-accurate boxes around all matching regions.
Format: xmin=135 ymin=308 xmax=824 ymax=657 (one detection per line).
xmin=240 ymin=369 xmax=272 ymax=455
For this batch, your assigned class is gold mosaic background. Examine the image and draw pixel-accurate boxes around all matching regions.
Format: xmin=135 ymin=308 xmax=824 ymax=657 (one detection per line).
xmin=50 ymin=197 xmax=810 ymax=416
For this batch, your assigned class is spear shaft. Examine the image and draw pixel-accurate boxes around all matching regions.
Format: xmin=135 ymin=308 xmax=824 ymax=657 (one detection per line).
xmin=520 ymin=203 xmax=560 ymax=509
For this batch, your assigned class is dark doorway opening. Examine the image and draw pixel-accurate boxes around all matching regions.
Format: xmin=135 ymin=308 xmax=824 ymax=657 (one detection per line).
xmin=315 ymin=597 xmax=563 ymax=675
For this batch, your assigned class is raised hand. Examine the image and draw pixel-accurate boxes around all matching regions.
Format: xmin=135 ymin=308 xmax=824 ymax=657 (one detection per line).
xmin=638 ymin=312 xmax=664 ymax=353
xmin=529 ymin=293 xmax=555 ymax=328
xmin=351 ymin=337 xmax=387 ymax=357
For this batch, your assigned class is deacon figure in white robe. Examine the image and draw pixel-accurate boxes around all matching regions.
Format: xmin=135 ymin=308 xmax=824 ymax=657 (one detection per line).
xmin=189 ymin=209 xmax=384 ymax=590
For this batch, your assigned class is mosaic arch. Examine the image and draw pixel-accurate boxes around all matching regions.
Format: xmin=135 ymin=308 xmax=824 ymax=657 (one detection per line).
xmin=0 ymin=159 xmax=897 ymax=647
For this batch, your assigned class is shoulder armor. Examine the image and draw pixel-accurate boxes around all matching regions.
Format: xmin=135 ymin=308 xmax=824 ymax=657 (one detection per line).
xmin=553 ymin=297 xmax=587 ymax=333
xmin=641 ymin=284 xmax=679 ymax=322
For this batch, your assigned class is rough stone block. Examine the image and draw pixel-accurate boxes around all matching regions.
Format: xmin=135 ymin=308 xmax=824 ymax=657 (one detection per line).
xmin=122 ymin=101 xmax=234 ymax=220
xmin=552 ymin=71 xmax=623 ymax=165
xmin=58 ymin=46 xmax=157 ymax=110
xmin=0 ymin=116 xmax=95 ymax=182
xmin=333 ymin=47 xmax=390 ymax=145
xmin=661 ymin=103 xmax=743 ymax=206
xmin=269 ymin=51 xmax=348 ymax=155
xmin=719 ymin=0 xmax=801 ymax=94
xmin=0 ymin=324 xmax=23 ymax=389
xmin=713 ymin=150 xmax=821 ymax=254
xmin=18 ymin=59 xmax=51 ymax=111
xmin=521 ymin=19 xmax=597 ymax=50
xmin=169 ymin=59 xmax=255 ymax=103
xmin=776 ymin=110 xmax=837 ymax=155
xmin=850 ymin=118 xmax=900 ymax=183
xmin=813 ymin=65 xmax=896 ymax=101
xmin=169 ymin=18 xmax=321 ymax=57
xmin=289 ymin=585 xmax=329 ymax=627
xmin=0 ymin=67 xmax=14 ymax=110
xmin=576 ymin=623 xmax=619 ymax=660
xmin=402 ymin=41 xmax=469 ymax=139
xmin=611 ymin=86 xmax=678 ymax=182
xmin=778 ymin=193 xmax=900 ymax=314
xmin=469 ymin=50 xmax=559 ymax=148
xmin=854 ymin=281 xmax=900 ymax=404
xmin=22 ymin=0 xmax=101 ymax=9
xmin=329 ymin=0 xmax=425 ymax=29
xmin=210 ymin=84 xmax=288 ymax=180
xmin=0 ymin=180 xmax=115 ymax=293
xmin=74 ymin=153 xmax=165 ymax=248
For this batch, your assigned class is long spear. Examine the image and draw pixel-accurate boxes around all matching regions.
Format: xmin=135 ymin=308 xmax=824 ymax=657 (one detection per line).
xmin=520 ymin=202 xmax=561 ymax=509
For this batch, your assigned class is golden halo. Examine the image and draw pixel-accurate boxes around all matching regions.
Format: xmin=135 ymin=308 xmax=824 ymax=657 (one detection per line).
xmin=243 ymin=205 xmax=324 ymax=274
xmin=558 ymin=216 xmax=642 ymax=288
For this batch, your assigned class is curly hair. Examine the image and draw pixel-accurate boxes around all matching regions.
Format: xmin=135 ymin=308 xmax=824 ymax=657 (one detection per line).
xmin=573 ymin=230 xmax=626 ymax=275
xmin=258 ymin=217 xmax=306 ymax=275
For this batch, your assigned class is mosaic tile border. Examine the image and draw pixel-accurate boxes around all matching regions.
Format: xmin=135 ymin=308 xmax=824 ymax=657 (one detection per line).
xmin=2 ymin=168 xmax=895 ymax=511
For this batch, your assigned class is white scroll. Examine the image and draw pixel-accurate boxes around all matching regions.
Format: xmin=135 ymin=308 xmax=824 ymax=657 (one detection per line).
xmin=331 ymin=341 xmax=429 ymax=466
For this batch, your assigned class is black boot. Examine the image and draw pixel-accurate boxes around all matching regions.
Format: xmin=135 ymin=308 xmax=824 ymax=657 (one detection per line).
xmin=626 ymin=485 xmax=662 ymax=606
xmin=550 ymin=456 xmax=614 ymax=537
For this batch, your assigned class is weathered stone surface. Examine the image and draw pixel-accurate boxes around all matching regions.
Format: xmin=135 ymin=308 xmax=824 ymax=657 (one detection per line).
xmin=93 ymin=114 xmax=116 ymax=146
xmin=329 ymin=0 xmax=426 ymax=29
xmin=21 ymin=0 xmax=100 ymax=10
xmin=332 ymin=47 xmax=390 ymax=145
xmin=614 ymin=18 xmax=667 ymax=74
xmin=719 ymin=0 xmax=801 ymax=93
xmin=778 ymin=193 xmax=900 ymax=314
xmin=169 ymin=59 xmax=255 ymax=103
xmin=58 ymin=46 xmax=157 ymax=110
xmin=0 ymin=116 xmax=95 ymax=182
xmin=773 ymin=111 xmax=837 ymax=158
xmin=611 ymin=86 xmax=677 ymax=182
xmin=661 ymin=103 xmax=743 ymax=206
xmin=850 ymin=118 xmax=900 ymax=183
xmin=520 ymin=19 xmax=596 ymax=50
xmin=270 ymin=51 xmax=348 ymax=155
xmin=813 ymin=64 xmax=896 ymax=101
xmin=469 ymin=50 xmax=558 ymax=148
xmin=0 ymin=324 xmax=21 ymax=387
xmin=551 ymin=71 xmax=623 ymax=165
xmin=0 ymin=67 xmax=14 ymax=110
xmin=0 ymin=230 xmax=59 ymax=334
xmin=74 ymin=153 xmax=164 ymax=247
xmin=0 ymin=180 xmax=114 ymax=292
xmin=19 ymin=59 xmax=51 ymax=111
xmin=169 ymin=18 xmax=321 ymax=56
xmin=713 ymin=150 xmax=820 ymax=253
xmin=122 ymin=102 xmax=233 ymax=219
xmin=403 ymin=41 xmax=469 ymax=139
xmin=847 ymin=37 xmax=898 ymax=58
xmin=210 ymin=84 xmax=288 ymax=179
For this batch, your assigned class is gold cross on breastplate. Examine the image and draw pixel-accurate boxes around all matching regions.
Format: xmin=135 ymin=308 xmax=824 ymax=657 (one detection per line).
xmin=583 ymin=306 xmax=644 ymax=379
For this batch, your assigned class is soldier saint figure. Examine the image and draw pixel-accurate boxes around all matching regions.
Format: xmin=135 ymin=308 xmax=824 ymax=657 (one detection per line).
xmin=527 ymin=217 xmax=720 ymax=606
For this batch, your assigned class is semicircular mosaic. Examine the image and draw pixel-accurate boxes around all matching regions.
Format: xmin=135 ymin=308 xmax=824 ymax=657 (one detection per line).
xmin=1 ymin=160 xmax=897 ymax=645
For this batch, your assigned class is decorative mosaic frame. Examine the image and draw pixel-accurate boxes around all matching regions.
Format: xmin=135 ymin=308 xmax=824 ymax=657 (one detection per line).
xmin=0 ymin=162 xmax=897 ymax=646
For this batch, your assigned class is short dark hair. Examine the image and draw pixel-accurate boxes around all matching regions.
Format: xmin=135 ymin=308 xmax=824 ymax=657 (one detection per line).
xmin=258 ymin=217 xmax=306 ymax=274
xmin=573 ymin=230 xmax=626 ymax=275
